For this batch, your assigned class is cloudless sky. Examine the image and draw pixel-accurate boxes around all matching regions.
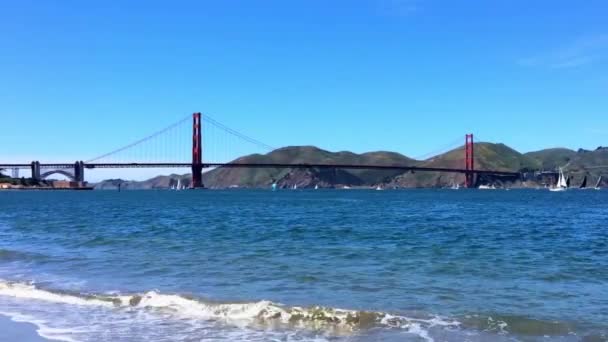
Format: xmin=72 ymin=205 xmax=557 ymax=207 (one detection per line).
xmin=1 ymin=0 xmax=607 ymax=179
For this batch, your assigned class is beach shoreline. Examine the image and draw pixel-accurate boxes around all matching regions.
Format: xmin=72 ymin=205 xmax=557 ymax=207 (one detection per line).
xmin=0 ymin=314 xmax=58 ymax=342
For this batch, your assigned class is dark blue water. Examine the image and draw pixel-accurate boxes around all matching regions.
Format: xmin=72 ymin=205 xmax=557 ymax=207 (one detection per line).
xmin=1 ymin=189 xmax=607 ymax=341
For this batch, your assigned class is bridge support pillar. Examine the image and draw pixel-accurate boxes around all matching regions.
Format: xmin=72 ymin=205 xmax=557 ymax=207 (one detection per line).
xmin=80 ymin=161 xmax=85 ymax=182
xmin=74 ymin=161 xmax=85 ymax=182
xmin=191 ymin=112 xmax=204 ymax=188
xmin=31 ymin=161 xmax=41 ymax=181
xmin=465 ymin=134 xmax=474 ymax=188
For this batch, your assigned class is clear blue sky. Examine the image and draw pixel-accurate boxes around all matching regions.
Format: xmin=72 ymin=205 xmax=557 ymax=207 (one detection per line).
xmin=1 ymin=0 xmax=607 ymax=179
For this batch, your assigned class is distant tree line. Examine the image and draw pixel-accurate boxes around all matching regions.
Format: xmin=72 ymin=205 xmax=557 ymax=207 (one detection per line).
xmin=0 ymin=170 xmax=45 ymax=186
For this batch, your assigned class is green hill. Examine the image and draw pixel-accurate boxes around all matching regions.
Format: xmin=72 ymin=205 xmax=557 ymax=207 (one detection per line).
xmin=558 ymin=147 xmax=608 ymax=187
xmin=203 ymin=143 xmax=542 ymax=188
xmin=389 ymin=143 xmax=540 ymax=188
xmin=94 ymin=174 xmax=191 ymax=190
xmin=202 ymin=146 xmax=417 ymax=188
xmin=524 ymin=148 xmax=577 ymax=170
xmin=524 ymin=147 xmax=608 ymax=187
xmin=95 ymin=144 xmax=608 ymax=189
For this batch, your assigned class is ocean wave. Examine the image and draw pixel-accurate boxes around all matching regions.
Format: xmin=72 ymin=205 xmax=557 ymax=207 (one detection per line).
xmin=0 ymin=279 xmax=458 ymax=340
xmin=1 ymin=279 xmax=598 ymax=341
xmin=0 ymin=280 xmax=116 ymax=307
xmin=0 ymin=248 xmax=47 ymax=262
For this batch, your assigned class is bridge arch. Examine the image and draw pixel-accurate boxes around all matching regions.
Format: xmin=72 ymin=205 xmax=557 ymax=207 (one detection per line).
xmin=40 ymin=170 xmax=76 ymax=181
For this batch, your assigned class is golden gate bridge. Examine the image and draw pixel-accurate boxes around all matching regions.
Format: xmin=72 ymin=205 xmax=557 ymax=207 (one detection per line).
xmin=0 ymin=113 xmax=519 ymax=188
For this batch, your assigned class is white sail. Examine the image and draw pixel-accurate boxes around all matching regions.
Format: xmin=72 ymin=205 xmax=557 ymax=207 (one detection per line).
xmin=596 ymin=176 xmax=602 ymax=189
xmin=557 ymin=169 xmax=568 ymax=188
xmin=176 ymin=179 xmax=182 ymax=190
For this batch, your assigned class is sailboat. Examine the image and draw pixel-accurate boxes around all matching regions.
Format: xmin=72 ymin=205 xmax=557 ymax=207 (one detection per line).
xmin=314 ymin=184 xmax=319 ymax=190
xmin=579 ymin=175 xmax=588 ymax=189
xmin=595 ymin=176 xmax=602 ymax=190
xmin=549 ymin=168 xmax=567 ymax=192
xmin=375 ymin=185 xmax=384 ymax=191
xmin=450 ymin=181 xmax=460 ymax=190
xmin=176 ymin=179 xmax=182 ymax=191
xmin=292 ymin=184 xmax=297 ymax=190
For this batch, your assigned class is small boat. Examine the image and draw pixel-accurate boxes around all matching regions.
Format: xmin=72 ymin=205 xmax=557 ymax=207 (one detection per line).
xmin=271 ymin=183 xmax=277 ymax=191
xmin=375 ymin=185 xmax=383 ymax=191
xmin=343 ymin=186 xmax=351 ymax=189
xmin=478 ymin=184 xmax=496 ymax=190
xmin=314 ymin=184 xmax=319 ymax=190
xmin=549 ymin=168 xmax=568 ymax=192
xmin=292 ymin=184 xmax=297 ymax=190
xmin=450 ymin=182 xmax=460 ymax=190
xmin=595 ymin=176 xmax=602 ymax=190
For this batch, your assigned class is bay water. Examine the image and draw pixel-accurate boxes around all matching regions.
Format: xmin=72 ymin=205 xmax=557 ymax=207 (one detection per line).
xmin=0 ymin=189 xmax=606 ymax=341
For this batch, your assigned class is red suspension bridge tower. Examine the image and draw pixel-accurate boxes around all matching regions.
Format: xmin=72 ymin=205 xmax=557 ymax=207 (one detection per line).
xmin=465 ymin=133 xmax=474 ymax=188
xmin=191 ymin=112 xmax=204 ymax=188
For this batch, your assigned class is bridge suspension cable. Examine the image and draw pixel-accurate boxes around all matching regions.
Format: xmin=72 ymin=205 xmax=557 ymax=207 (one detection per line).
xmin=85 ymin=115 xmax=191 ymax=163
xmin=79 ymin=113 xmax=276 ymax=166
xmin=413 ymin=136 xmax=464 ymax=161
xmin=203 ymin=114 xmax=276 ymax=152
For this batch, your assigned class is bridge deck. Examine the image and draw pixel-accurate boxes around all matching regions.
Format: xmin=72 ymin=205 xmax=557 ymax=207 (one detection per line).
xmin=1 ymin=162 xmax=520 ymax=176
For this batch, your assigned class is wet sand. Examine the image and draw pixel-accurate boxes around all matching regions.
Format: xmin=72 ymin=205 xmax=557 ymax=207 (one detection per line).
xmin=0 ymin=314 xmax=57 ymax=342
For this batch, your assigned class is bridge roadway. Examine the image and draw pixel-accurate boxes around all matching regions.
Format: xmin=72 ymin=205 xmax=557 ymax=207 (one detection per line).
xmin=1 ymin=162 xmax=520 ymax=176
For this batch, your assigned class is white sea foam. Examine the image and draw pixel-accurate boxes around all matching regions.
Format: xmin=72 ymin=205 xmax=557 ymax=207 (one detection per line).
xmin=380 ymin=313 xmax=461 ymax=342
xmin=0 ymin=279 xmax=460 ymax=341
xmin=0 ymin=281 xmax=114 ymax=307
xmin=122 ymin=291 xmax=289 ymax=324
xmin=486 ymin=316 xmax=509 ymax=334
